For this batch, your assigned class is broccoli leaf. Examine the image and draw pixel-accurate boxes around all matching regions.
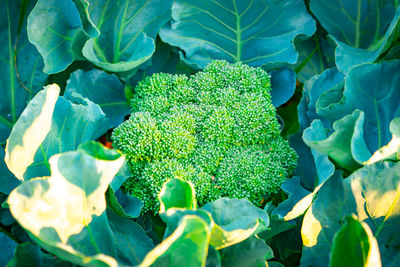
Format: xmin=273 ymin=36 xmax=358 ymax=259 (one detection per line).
xmin=329 ymin=216 xmax=381 ymax=267
xmin=160 ymin=0 xmax=316 ymax=68
xmin=5 ymin=84 xmax=110 ymax=181
xmin=301 ymin=161 xmax=400 ymax=266
xmin=7 ymin=143 xmax=126 ymax=266
xmin=140 ymin=215 xmax=211 ymax=267
xmin=27 ymin=0 xmax=88 ymax=74
xmin=303 ymin=110 xmax=371 ymax=171
xmin=0 ymin=0 xmax=48 ymax=142
xmin=81 ymin=0 xmax=173 ymax=73
xmin=65 ymin=69 xmax=130 ymax=128
xmin=310 ymin=0 xmax=400 ymax=73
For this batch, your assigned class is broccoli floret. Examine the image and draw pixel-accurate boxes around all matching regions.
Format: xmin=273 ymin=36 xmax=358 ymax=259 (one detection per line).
xmin=112 ymin=60 xmax=297 ymax=213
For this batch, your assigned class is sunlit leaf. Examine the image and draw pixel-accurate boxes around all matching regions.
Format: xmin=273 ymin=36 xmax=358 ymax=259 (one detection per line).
xmin=329 ymin=216 xmax=381 ymax=267
xmin=8 ymin=143 xmax=125 ymax=266
xmin=140 ymin=215 xmax=211 ymax=267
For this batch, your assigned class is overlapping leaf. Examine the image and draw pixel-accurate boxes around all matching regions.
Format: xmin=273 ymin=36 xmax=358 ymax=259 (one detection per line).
xmin=329 ymin=216 xmax=381 ymax=267
xmin=301 ymin=161 xmax=400 ymax=266
xmin=27 ymin=0 xmax=88 ymax=74
xmin=5 ymin=84 xmax=110 ymax=182
xmin=0 ymin=0 xmax=48 ymax=142
xmin=160 ymin=0 xmax=316 ymax=68
xmin=82 ymin=0 xmax=173 ymax=73
xmin=310 ymin=0 xmax=400 ymax=72
xmin=8 ymin=143 xmax=126 ymax=266
xmin=65 ymin=69 xmax=130 ymax=127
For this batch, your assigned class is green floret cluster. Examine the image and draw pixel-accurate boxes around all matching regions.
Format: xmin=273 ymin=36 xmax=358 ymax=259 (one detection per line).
xmin=112 ymin=60 xmax=297 ymax=213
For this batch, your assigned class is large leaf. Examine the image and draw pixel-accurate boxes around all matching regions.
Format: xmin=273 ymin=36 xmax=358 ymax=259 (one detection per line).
xmin=301 ymin=161 xmax=400 ymax=266
xmin=310 ymin=0 xmax=400 ymax=73
xmin=202 ymin=198 xmax=269 ymax=250
xmin=303 ymin=110 xmax=371 ymax=171
xmin=159 ymin=178 xmax=197 ymax=212
xmin=329 ymin=216 xmax=381 ymax=267
xmin=297 ymin=67 xmax=345 ymax=130
xmin=366 ymin=117 xmax=400 ymax=164
xmin=160 ymin=0 xmax=316 ymax=68
xmin=106 ymin=188 xmax=143 ymax=219
xmin=8 ymin=143 xmax=125 ymax=266
xmin=8 ymin=242 xmax=71 ymax=266
xmin=0 ymin=231 xmax=17 ymax=266
xmin=270 ymin=67 xmax=296 ymax=108
xmin=27 ymin=0 xmax=87 ymax=74
xmin=0 ymin=0 xmax=48 ymax=142
xmin=5 ymin=84 xmax=110 ymax=181
xmin=5 ymin=84 xmax=60 ymax=181
xmin=158 ymin=179 xmax=270 ymax=250
xmin=81 ymin=0 xmax=173 ymax=73
xmin=289 ymin=132 xmax=335 ymax=191
xmin=316 ymin=60 xmax=400 ymax=154
xmin=107 ymin=208 xmax=154 ymax=266
xmin=0 ymin=148 xmax=20 ymax=194
xmin=140 ymin=215 xmax=211 ymax=267
xmin=219 ymin=236 xmax=273 ymax=267
xmin=293 ymin=29 xmax=335 ymax=83
xmin=65 ymin=69 xmax=130 ymax=127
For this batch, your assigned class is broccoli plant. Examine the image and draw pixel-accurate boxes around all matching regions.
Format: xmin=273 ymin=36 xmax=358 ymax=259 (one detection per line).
xmin=112 ymin=60 xmax=297 ymax=213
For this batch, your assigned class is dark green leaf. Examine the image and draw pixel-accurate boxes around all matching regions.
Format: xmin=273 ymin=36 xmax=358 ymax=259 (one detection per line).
xmin=0 ymin=0 xmax=48 ymax=142
xmin=140 ymin=215 xmax=210 ymax=267
xmin=329 ymin=216 xmax=381 ymax=267
xmin=107 ymin=208 xmax=154 ymax=266
xmin=220 ymin=236 xmax=272 ymax=267
xmin=0 ymin=231 xmax=17 ymax=266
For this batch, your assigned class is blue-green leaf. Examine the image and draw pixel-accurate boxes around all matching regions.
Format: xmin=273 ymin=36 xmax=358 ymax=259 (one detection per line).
xmin=298 ymin=67 xmax=345 ymax=130
xmin=301 ymin=161 xmax=400 ymax=266
xmin=317 ymin=60 xmax=400 ymax=154
xmin=82 ymin=0 xmax=173 ymax=73
xmin=8 ymin=242 xmax=70 ymax=266
xmin=270 ymin=67 xmax=296 ymax=108
xmin=0 ymin=148 xmax=19 ymax=194
xmin=219 ymin=236 xmax=273 ymax=267
xmin=303 ymin=110 xmax=371 ymax=171
xmin=0 ymin=231 xmax=17 ymax=266
xmin=293 ymin=29 xmax=335 ymax=83
xmin=107 ymin=208 xmax=154 ymax=265
xmin=310 ymin=0 xmax=400 ymax=73
xmin=366 ymin=117 xmax=400 ymax=164
xmin=65 ymin=69 xmax=129 ymax=127
xmin=0 ymin=0 xmax=48 ymax=142
xmin=27 ymin=0 xmax=87 ymax=74
xmin=160 ymin=0 xmax=316 ymax=68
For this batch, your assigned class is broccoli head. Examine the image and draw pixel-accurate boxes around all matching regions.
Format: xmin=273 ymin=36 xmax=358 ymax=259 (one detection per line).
xmin=112 ymin=60 xmax=297 ymax=213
